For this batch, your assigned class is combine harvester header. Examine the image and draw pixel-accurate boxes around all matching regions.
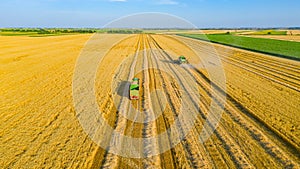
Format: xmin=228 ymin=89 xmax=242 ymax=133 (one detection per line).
xmin=178 ymin=55 xmax=188 ymax=64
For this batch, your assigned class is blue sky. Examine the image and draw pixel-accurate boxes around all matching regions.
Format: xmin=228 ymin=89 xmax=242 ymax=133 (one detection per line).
xmin=0 ymin=0 xmax=299 ymax=28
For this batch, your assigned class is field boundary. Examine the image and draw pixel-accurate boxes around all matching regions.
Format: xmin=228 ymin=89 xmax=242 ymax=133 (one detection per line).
xmin=177 ymin=34 xmax=300 ymax=62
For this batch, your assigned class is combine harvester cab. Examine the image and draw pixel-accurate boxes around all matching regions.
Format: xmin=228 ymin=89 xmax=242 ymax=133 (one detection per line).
xmin=178 ymin=55 xmax=188 ymax=64
xmin=130 ymin=78 xmax=139 ymax=100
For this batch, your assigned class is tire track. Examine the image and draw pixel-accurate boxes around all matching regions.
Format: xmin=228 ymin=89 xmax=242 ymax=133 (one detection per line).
xmin=149 ymin=35 xmax=255 ymax=168
xmin=189 ymin=67 xmax=300 ymax=167
xmin=218 ymin=52 xmax=300 ymax=92
xmin=223 ymin=51 xmax=300 ymax=83
xmin=96 ymin=34 xmax=299 ymax=168
xmin=147 ymin=36 xmax=201 ymax=168
xmin=141 ymin=35 xmax=162 ymax=168
xmin=178 ymin=36 xmax=300 ymax=92
xmin=153 ymin=35 xmax=300 ymax=167
xmin=145 ymin=35 xmax=178 ymax=169
xmin=170 ymin=35 xmax=298 ymax=147
xmin=222 ymin=57 xmax=300 ymax=92
xmin=100 ymin=35 xmax=142 ymax=169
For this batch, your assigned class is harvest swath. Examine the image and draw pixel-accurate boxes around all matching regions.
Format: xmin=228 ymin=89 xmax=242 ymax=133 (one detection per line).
xmin=0 ymin=33 xmax=299 ymax=168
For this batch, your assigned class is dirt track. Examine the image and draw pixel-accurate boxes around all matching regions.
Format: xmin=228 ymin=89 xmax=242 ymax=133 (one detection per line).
xmin=1 ymin=34 xmax=300 ymax=168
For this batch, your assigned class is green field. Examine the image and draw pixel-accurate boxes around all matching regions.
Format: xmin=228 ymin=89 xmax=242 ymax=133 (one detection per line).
xmin=179 ymin=34 xmax=300 ymax=60
xmin=0 ymin=28 xmax=143 ymax=37
xmin=0 ymin=28 xmax=104 ymax=37
xmin=0 ymin=31 xmax=80 ymax=37
xmin=0 ymin=31 xmax=40 ymax=36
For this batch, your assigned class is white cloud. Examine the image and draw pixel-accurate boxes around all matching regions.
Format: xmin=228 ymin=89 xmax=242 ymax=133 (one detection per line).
xmin=156 ymin=0 xmax=179 ymax=5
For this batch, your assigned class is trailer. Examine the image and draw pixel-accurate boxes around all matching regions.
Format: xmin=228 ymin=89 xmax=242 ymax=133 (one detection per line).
xmin=129 ymin=78 xmax=139 ymax=100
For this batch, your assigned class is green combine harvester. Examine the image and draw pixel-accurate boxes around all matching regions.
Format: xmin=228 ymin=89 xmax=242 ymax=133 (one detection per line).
xmin=178 ymin=55 xmax=187 ymax=64
xmin=130 ymin=78 xmax=139 ymax=100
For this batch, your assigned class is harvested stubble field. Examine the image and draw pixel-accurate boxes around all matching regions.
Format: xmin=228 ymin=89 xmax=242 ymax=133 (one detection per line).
xmin=238 ymin=29 xmax=300 ymax=42
xmin=244 ymin=35 xmax=300 ymax=42
xmin=0 ymin=33 xmax=300 ymax=168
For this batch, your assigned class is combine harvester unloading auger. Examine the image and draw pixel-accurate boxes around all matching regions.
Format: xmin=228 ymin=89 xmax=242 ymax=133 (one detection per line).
xmin=129 ymin=78 xmax=139 ymax=100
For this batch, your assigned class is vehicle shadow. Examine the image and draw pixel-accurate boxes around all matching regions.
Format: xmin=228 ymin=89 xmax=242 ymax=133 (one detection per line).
xmin=160 ymin=59 xmax=179 ymax=65
xmin=117 ymin=81 xmax=130 ymax=97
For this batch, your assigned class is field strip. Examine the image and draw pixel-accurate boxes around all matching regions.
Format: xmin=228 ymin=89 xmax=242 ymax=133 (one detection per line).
xmin=145 ymin=35 xmax=178 ymax=168
xmin=172 ymin=35 xmax=300 ymax=124
xmin=0 ymin=34 xmax=136 ymax=168
xmin=150 ymin=35 xmax=256 ymax=168
xmin=172 ymin=35 xmax=300 ymax=149
xmin=241 ymin=35 xmax=300 ymax=42
xmin=188 ymin=66 xmax=300 ymax=167
xmin=100 ymin=35 xmax=142 ymax=168
xmin=141 ymin=35 xmax=162 ymax=168
xmin=200 ymin=47 xmax=300 ymax=92
xmin=148 ymin=42 xmax=199 ymax=168
xmin=152 ymin=35 xmax=297 ymax=166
